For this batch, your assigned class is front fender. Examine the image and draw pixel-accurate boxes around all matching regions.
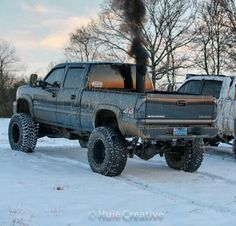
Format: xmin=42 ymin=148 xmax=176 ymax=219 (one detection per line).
xmin=16 ymin=95 xmax=34 ymax=117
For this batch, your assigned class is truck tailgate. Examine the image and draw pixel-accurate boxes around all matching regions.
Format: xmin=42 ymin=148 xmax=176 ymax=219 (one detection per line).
xmin=143 ymin=94 xmax=216 ymax=125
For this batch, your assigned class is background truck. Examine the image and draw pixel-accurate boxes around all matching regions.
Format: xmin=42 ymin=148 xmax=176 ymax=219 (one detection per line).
xmin=178 ymin=74 xmax=236 ymax=155
xmin=8 ymin=63 xmax=217 ymax=176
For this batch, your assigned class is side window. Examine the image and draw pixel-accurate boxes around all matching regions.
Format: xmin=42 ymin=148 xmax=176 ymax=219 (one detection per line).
xmin=88 ymin=65 xmax=125 ymax=89
xmin=64 ymin=68 xmax=84 ymax=88
xmin=201 ymin=81 xmax=222 ymax=98
xmin=45 ymin=68 xmax=65 ymax=86
xmin=88 ymin=64 xmax=154 ymax=91
xmin=178 ymin=80 xmax=202 ymax=95
xmin=178 ymin=82 xmax=189 ymax=93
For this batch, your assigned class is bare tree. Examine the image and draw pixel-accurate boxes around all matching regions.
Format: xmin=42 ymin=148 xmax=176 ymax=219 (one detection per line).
xmin=219 ymin=0 xmax=236 ymax=30
xmin=0 ymin=40 xmax=23 ymax=117
xmin=67 ymin=0 xmax=196 ymax=89
xmin=0 ymin=40 xmax=20 ymax=94
xmin=218 ymin=0 xmax=236 ymax=71
xmin=92 ymin=0 xmax=197 ymax=88
xmin=193 ymin=0 xmax=231 ymax=75
xmin=65 ymin=25 xmax=105 ymax=62
xmin=150 ymin=0 xmax=196 ymax=89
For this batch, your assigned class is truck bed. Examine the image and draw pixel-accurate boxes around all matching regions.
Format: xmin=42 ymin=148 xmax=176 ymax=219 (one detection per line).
xmin=80 ymin=88 xmax=217 ymax=139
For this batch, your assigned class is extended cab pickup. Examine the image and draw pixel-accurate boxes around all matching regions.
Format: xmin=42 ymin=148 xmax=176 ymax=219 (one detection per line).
xmin=178 ymin=74 xmax=236 ymax=155
xmin=8 ymin=63 xmax=217 ymax=176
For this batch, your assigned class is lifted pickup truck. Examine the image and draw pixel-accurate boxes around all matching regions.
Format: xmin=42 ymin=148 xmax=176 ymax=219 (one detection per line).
xmin=178 ymin=74 xmax=236 ymax=155
xmin=8 ymin=63 xmax=217 ymax=176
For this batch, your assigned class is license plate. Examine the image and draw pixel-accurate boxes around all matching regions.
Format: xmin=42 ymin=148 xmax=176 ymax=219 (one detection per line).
xmin=173 ymin=128 xmax=188 ymax=136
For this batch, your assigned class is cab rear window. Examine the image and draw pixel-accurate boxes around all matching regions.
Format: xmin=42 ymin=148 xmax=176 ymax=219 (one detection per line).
xmin=178 ymin=80 xmax=202 ymax=95
xmin=88 ymin=64 xmax=153 ymax=91
xmin=201 ymin=81 xmax=222 ymax=98
xmin=178 ymin=80 xmax=222 ymax=98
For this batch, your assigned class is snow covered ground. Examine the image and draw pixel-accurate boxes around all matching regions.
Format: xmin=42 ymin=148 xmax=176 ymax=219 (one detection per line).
xmin=1 ymin=118 xmax=236 ymax=226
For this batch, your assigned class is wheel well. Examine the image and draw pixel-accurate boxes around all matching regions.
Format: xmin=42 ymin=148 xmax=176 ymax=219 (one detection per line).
xmin=95 ymin=110 xmax=119 ymax=129
xmin=17 ymin=99 xmax=30 ymax=114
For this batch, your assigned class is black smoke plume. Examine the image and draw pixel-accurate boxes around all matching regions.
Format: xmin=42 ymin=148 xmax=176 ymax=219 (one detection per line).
xmin=113 ymin=0 xmax=149 ymax=92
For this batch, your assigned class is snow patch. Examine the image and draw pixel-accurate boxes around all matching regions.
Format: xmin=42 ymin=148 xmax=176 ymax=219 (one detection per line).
xmin=1 ymin=118 xmax=236 ymax=225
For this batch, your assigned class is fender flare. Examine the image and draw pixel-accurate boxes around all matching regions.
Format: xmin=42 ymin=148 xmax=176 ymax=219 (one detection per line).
xmin=93 ymin=105 xmax=125 ymax=135
xmin=16 ymin=95 xmax=34 ymax=117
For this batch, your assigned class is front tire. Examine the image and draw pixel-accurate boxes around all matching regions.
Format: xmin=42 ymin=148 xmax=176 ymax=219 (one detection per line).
xmin=165 ymin=139 xmax=204 ymax=173
xmin=8 ymin=113 xmax=38 ymax=153
xmin=87 ymin=127 xmax=127 ymax=176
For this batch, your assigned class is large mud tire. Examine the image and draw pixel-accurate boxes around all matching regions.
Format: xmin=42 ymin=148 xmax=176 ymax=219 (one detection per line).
xmin=87 ymin=127 xmax=127 ymax=177
xmin=8 ymin=113 xmax=38 ymax=153
xmin=165 ymin=139 xmax=204 ymax=173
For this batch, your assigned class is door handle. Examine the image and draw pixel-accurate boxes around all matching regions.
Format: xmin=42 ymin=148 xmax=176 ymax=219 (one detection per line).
xmin=71 ymin=94 xmax=76 ymax=100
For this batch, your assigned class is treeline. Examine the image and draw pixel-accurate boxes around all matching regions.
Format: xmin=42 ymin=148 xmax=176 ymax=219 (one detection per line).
xmin=65 ymin=0 xmax=236 ymax=89
xmin=2 ymin=0 xmax=236 ymax=117
xmin=0 ymin=40 xmax=27 ymax=117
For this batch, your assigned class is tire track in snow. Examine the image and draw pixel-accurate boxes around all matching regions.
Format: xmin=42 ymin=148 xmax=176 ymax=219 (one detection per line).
xmin=32 ymin=146 xmax=236 ymax=215
xmin=205 ymin=147 xmax=235 ymax=161
xmin=37 ymin=148 xmax=236 ymax=187
xmin=196 ymin=171 xmax=236 ymax=186
xmin=198 ymin=147 xmax=236 ymax=185
xmin=33 ymin=151 xmax=90 ymax=171
xmin=115 ymin=175 xmax=236 ymax=215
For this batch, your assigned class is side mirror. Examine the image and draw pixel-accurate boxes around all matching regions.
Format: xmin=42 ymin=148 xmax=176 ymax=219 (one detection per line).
xmin=30 ymin=74 xmax=38 ymax=87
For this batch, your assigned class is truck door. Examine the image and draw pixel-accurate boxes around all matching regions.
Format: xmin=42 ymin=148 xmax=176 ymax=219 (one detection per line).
xmin=33 ymin=67 xmax=65 ymax=124
xmin=219 ymin=95 xmax=235 ymax=136
xmin=221 ymin=78 xmax=236 ymax=136
xmin=56 ymin=66 xmax=86 ymax=129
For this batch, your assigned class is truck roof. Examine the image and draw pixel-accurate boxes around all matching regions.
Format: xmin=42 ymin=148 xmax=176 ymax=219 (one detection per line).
xmin=186 ymin=73 xmax=235 ymax=81
xmin=55 ymin=62 xmax=135 ymax=68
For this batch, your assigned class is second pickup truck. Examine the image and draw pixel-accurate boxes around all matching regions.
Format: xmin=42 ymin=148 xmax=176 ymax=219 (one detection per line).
xmin=8 ymin=62 xmax=217 ymax=176
xmin=178 ymin=74 xmax=236 ymax=155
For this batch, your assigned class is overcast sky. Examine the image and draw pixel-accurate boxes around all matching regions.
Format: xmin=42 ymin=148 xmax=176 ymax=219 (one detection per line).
xmin=0 ymin=0 xmax=103 ymax=76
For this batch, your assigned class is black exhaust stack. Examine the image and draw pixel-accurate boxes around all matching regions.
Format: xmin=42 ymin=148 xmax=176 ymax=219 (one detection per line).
xmin=113 ymin=0 xmax=149 ymax=93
